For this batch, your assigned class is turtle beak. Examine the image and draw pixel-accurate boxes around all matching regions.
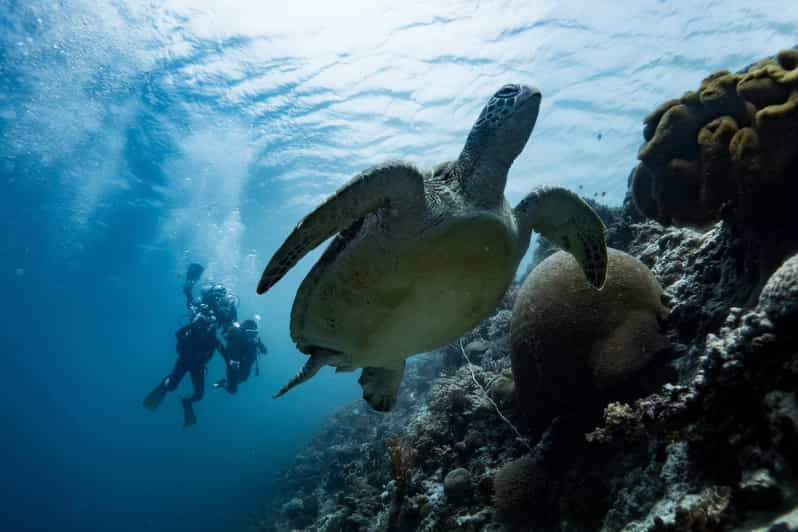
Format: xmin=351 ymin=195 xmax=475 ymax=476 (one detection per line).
xmin=517 ymin=85 xmax=542 ymax=107
xmin=513 ymin=86 xmax=542 ymax=130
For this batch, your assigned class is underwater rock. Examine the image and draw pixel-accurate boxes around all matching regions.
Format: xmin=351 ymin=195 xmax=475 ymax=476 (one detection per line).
xmin=585 ymin=402 xmax=647 ymax=444
xmin=590 ymin=288 xmax=798 ymax=531
xmin=464 ymin=339 xmax=490 ymax=357
xmin=280 ymin=496 xmax=303 ymax=516
xmin=462 ymin=429 xmax=485 ymax=451
xmin=444 ymin=468 xmax=473 ymax=501
xmin=739 ymin=468 xmax=783 ymax=509
xmin=511 ymin=248 xmax=669 ymax=431
xmin=599 ymin=442 xmax=733 ymax=532
xmin=487 ymin=369 xmax=516 ymax=408
xmin=763 ymin=390 xmax=798 ymax=449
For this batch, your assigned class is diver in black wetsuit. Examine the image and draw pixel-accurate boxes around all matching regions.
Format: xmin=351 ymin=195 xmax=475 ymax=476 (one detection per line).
xmin=213 ymin=318 xmax=267 ymax=394
xmin=197 ymin=283 xmax=238 ymax=333
xmin=142 ymin=263 xmax=233 ymax=426
xmin=141 ymin=305 xmax=220 ymax=426
xmin=181 ymin=264 xmax=238 ymax=332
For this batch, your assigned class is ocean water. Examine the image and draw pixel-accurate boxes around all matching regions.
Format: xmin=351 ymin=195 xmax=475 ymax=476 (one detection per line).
xmin=1 ymin=1 xmax=796 ymax=531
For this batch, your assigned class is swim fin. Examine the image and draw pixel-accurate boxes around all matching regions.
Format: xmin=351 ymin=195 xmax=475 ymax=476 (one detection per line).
xmin=142 ymin=384 xmax=167 ymax=411
xmin=182 ymin=398 xmax=197 ymax=427
xmin=186 ymin=263 xmax=204 ymax=284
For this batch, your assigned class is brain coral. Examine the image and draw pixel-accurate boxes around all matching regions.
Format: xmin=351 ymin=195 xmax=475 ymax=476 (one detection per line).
xmin=631 ymin=48 xmax=798 ymax=230
xmin=493 ymin=454 xmax=545 ymax=522
xmin=758 ymin=252 xmax=798 ymax=329
xmin=511 ymin=248 xmax=669 ymax=430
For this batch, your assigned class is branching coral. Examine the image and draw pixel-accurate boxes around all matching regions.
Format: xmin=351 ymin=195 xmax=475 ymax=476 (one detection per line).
xmin=385 ymin=436 xmax=417 ymax=489
xmin=631 ymin=48 xmax=798 ymax=230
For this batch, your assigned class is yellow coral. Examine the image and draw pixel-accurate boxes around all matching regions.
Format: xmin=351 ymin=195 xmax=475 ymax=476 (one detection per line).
xmin=699 ymin=71 xmax=744 ymax=116
xmin=697 ymin=116 xmax=737 ymax=206
xmin=778 ymin=48 xmax=798 ymax=70
xmin=631 ymin=48 xmax=798 ymax=229
xmin=738 ymin=64 xmax=789 ymax=108
xmin=639 ymin=104 xmax=700 ymax=166
xmin=729 ymin=127 xmax=760 ymax=165
xmin=755 ymin=88 xmax=798 ymax=167
xmin=643 ymin=98 xmax=681 ymax=141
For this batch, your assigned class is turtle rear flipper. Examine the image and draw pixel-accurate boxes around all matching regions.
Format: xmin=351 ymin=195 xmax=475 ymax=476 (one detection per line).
xmin=358 ymin=362 xmax=405 ymax=412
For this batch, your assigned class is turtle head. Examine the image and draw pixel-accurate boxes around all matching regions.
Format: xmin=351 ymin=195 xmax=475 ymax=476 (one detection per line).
xmin=462 ymin=84 xmax=542 ymax=171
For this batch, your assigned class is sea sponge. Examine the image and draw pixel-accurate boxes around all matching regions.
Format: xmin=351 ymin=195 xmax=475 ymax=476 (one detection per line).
xmin=631 ymin=47 xmax=798 ymax=229
xmin=511 ymin=249 xmax=669 ymax=430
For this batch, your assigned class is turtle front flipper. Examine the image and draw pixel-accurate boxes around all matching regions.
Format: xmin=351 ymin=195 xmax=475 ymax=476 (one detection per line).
xmin=358 ymin=361 xmax=406 ymax=412
xmin=257 ymin=162 xmax=426 ymax=294
xmin=514 ymin=186 xmax=608 ymax=289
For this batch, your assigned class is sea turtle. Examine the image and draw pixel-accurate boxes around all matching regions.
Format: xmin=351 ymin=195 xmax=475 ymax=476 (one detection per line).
xmin=257 ymin=83 xmax=608 ymax=412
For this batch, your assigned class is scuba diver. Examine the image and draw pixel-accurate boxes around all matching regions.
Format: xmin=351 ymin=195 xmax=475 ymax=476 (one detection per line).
xmin=213 ymin=318 xmax=268 ymax=394
xmin=182 ymin=264 xmax=237 ymax=327
xmin=142 ymin=305 xmax=220 ymax=426
xmin=142 ymin=262 xmax=237 ymax=426
xmin=196 ymin=281 xmax=238 ymax=333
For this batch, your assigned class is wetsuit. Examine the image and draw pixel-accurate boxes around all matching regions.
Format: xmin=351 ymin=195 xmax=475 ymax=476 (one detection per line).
xmin=204 ymin=292 xmax=237 ymax=332
xmin=142 ymin=264 xmax=227 ymax=424
xmin=162 ymin=316 xmax=219 ymax=403
xmin=219 ymin=326 xmax=267 ymax=394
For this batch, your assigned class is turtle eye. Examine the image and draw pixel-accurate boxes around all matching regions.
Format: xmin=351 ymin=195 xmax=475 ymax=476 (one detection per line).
xmin=496 ymin=84 xmax=520 ymax=98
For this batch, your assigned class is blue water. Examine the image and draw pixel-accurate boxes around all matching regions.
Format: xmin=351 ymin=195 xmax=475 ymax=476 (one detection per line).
xmin=1 ymin=1 xmax=796 ymax=531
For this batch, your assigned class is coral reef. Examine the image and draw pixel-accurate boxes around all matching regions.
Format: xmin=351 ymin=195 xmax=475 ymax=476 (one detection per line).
xmin=631 ymin=48 xmax=798 ymax=231
xmin=252 ymin=52 xmax=798 ymax=532
xmin=630 ymin=47 xmax=798 ymax=303
xmin=252 ymin=212 xmax=798 ymax=532
xmin=511 ymin=248 xmax=669 ymax=433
